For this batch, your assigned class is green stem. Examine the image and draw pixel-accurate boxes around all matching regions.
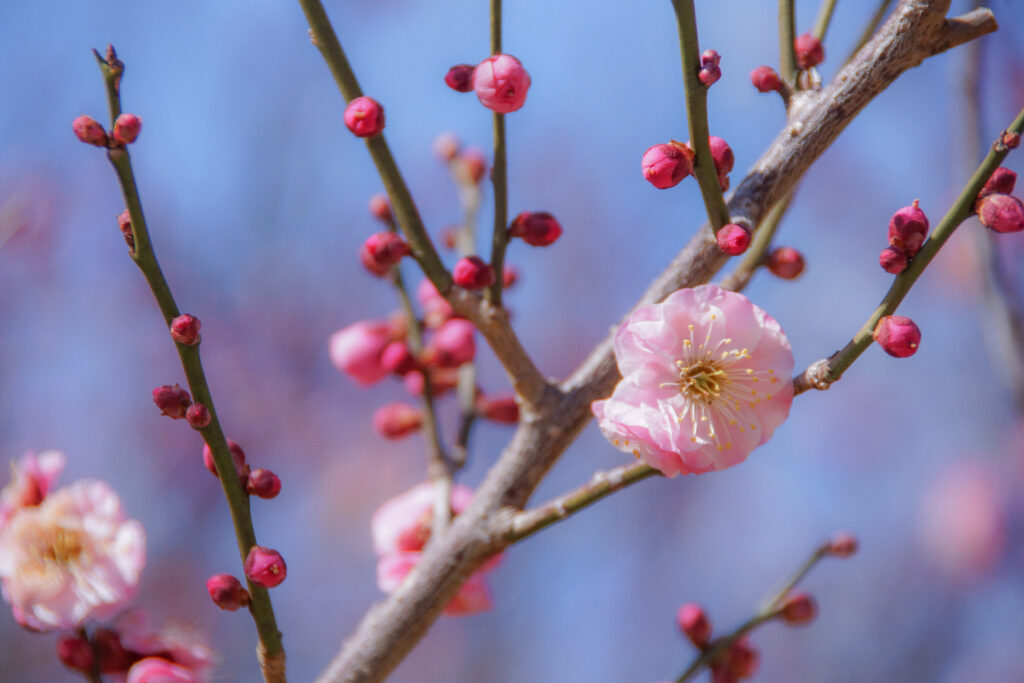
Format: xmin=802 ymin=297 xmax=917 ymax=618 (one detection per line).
xmin=813 ymin=0 xmax=839 ymax=41
xmin=486 ymin=0 xmax=509 ymax=306
xmin=778 ymin=0 xmax=797 ymax=84
xmin=94 ymin=52 xmax=285 ymax=679
xmin=296 ymin=0 xmax=451 ymax=293
xmin=669 ymin=0 xmax=731 ymax=232
xmin=806 ymin=105 xmax=1024 ymax=390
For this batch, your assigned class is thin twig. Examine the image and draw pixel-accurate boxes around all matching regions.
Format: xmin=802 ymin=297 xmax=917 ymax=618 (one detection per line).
xmin=779 ymin=0 xmax=797 ymax=85
xmin=486 ymin=0 xmax=510 ymax=306
xmin=813 ymin=0 xmax=840 ymax=41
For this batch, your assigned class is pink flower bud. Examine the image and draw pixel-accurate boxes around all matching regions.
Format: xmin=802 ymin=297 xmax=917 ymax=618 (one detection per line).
xmin=433 ymin=132 xmax=460 ymax=162
xmin=344 ymin=96 xmax=386 ymax=137
xmin=373 ymin=402 xmax=423 ymax=439
xmin=476 ymin=394 xmax=520 ymax=423
xmin=879 ymin=246 xmax=908 ymax=274
xmin=716 ymin=223 xmax=750 ymax=256
xmin=873 ymin=315 xmax=921 ymax=358
xmin=778 ymin=592 xmax=817 ymax=625
xmin=417 ymin=279 xmax=455 ymax=328
xmin=708 ymin=136 xmax=734 ymax=191
xmin=112 ymin=113 xmax=142 ymax=145
xmin=750 ymin=66 xmax=783 ymax=92
xmin=57 ymin=633 xmax=94 ymax=674
xmin=244 ymin=546 xmax=287 ymax=588
xmin=202 ymin=439 xmax=249 ymax=479
xmin=472 ymin=54 xmax=531 ymax=113
xmin=445 ymin=64 xmax=475 ymax=92
xmin=502 ymin=264 xmax=520 ymax=288
xmin=698 ymin=64 xmax=721 ymax=87
xmin=153 ymin=384 xmax=191 ymax=419
xmin=425 ymin=318 xmax=476 ymax=368
xmin=766 ymin=246 xmax=805 ymax=279
xmin=1002 ymin=131 xmax=1020 ymax=149
xmin=94 ymin=628 xmax=134 ymax=673
xmin=186 ymin=403 xmax=211 ymax=429
xmin=118 ymin=209 xmax=135 ymax=252
xmin=888 ymin=200 xmax=929 ymax=254
xmin=73 ymin=115 xmax=108 ymax=146
xmin=460 ymin=148 xmax=488 ymax=184
xmin=381 ymin=341 xmax=418 ymax=376
xmin=328 ymin=320 xmax=394 ymax=385
xmin=826 ymin=532 xmax=859 ymax=557
xmin=247 ymin=468 xmax=282 ymax=499
xmin=509 ymin=211 xmax=563 ymax=247
xmin=170 ymin=314 xmax=201 ymax=345
xmin=978 ymin=167 xmax=1017 ymax=201
xmin=794 ymin=33 xmax=825 ymax=70
xmin=641 ymin=143 xmax=693 ymax=189
xmin=977 ymin=194 xmax=1024 ymax=233
xmin=453 ymin=256 xmax=496 ymax=289
xmin=676 ymin=603 xmax=712 ymax=648
xmin=723 ymin=637 xmax=759 ymax=678
xmin=701 ymin=49 xmax=721 ymax=67
xmin=206 ymin=573 xmax=250 ymax=611
xmin=360 ymin=231 xmax=411 ymax=276
xmin=404 ymin=368 xmax=459 ymax=397
xmin=368 ymin=194 xmax=393 ymax=224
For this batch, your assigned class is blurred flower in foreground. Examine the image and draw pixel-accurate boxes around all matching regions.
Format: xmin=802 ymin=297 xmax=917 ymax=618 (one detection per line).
xmin=592 ymin=284 xmax=794 ymax=476
xmin=371 ymin=482 xmax=499 ymax=615
xmin=117 ymin=610 xmax=216 ymax=681
xmin=0 ymin=477 xmax=145 ymax=630
xmin=0 ymin=450 xmax=65 ymax=531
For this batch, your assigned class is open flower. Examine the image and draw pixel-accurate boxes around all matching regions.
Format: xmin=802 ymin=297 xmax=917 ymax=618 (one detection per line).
xmin=592 ymin=285 xmax=794 ymax=476
xmin=0 ymin=480 xmax=145 ymax=630
xmin=0 ymin=450 xmax=66 ymax=532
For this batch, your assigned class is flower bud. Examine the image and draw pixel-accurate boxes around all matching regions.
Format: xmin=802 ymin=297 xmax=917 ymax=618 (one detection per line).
xmin=247 ymin=468 xmax=282 ymax=499
xmin=766 ymin=246 xmax=805 ymax=279
xmin=112 ymin=113 xmax=142 ymax=145
xmin=328 ymin=320 xmax=394 ymax=385
xmin=433 ymin=132 xmax=459 ymax=162
xmin=206 ymin=573 xmax=250 ymax=611
xmin=476 ymin=394 xmax=519 ymax=423
xmin=445 ymin=64 xmax=476 ymax=92
xmin=888 ymin=200 xmax=929 ymax=254
xmin=170 ymin=314 xmax=201 ymax=345
xmin=642 ymin=143 xmax=694 ymax=189
xmin=879 ymin=246 xmax=908 ymax=274
xmin=152 ymin=384 xmax=191 ymax=419
xmin=676 ymin=603 xmax=712 ymax=648
xmin=93 ymin=628 xmax=133 ymax=673
xmin=716 ymin=223 xmax=750 ymax=256
xmin=453 ymin=256 xmax=496 ymax=290
xmin=794 ymin=33 xmax=825 ymax=70
xmin=509 ymin=211 xmax=563 ymax=247
xmin=57 ymin=634 xmax=94 ymax=674
xmin=473 ymin=54 xmax=531 ymax=113
xmin=344 ymin=96 xmax=386 ymax=137
xmin=723 ymin=638 xmax=759 ymax=678
xmin=460 ymin=148 xmax=488 ymax=184
xmin=202 ymin=439 xmax=249 ymax=479
xmin=825 ymin=532 xmax=859 ymax=557
xmin=72 ymin=115 xmax=108 ymax=147
xmin=368 ymin=194 xmax=393 ymax=224
xmin=1002 ymin=131 xmax=1020 ymax=149
xmin=502 ymin=264 xmax=520 ymax=288
xmin=381 ymin=340 xmax=418 ymax=376
xmin=244 ymin=546 xmax=287 ymax=588
xmin=186 ymin=403 xmax=211 ymax=429
xmin=977 ymin=194 xmax=1024 ymax=234
xmin=977 ymin=167 xmax=1017 ymax=201
xmin=750 ymin=66 xmax=783 ymax=93
xmin=118 ymin=209 xmax=135 ymax=252
xmin=417 ymin=279 xmax=455 ymax=328
xmin=404 ymin=368 xmax=459 ymax=397
xmin=373 ymin=402 xmax=423 ymax=439
xmin=873 ymin=315 xmax=921 ymax=358
xmin=699 ymin=64 xmax=721 ymax=87
xmin=361 ymin=231 xmax=412 ymax=276
xmin=708 ymin=136 xmax=734 ymax=191
xmin=778 ymin=592 xmax=817 ymax=625
xmin=425 ymin=318 xmax=476 ymax=368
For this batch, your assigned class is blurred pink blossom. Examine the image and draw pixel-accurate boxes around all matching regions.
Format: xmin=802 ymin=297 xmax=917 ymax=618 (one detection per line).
xmin=126 ymin=657 xmax=200 ymax=683
xmin=115 ymin=610 xmax=216 ymax=677
xmin=592 ymin=285 xmax=794 ymax=476
xmin=0 ymin=479 xmax=145 ymax=630
xmin=0 ymin=450 xmax=66 ymax=531
xmin=377 ymin=552 xmax=493 ymax=616
xmin=328 ymin=320 xmax=395 ymax=385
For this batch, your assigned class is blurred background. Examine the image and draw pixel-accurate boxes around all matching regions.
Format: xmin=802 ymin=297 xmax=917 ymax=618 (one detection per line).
xmin=2 ymin=0 xmax=1024 ymax=680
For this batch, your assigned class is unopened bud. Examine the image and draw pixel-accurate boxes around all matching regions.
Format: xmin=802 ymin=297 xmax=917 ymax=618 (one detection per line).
xmin=1002 ymin=131 xmax=1020 ymax=149
xmin=473 ymin=53 xmax=531 ymax=113
xmin=112 ymin=113 xmax=142 ymax=145
xmin=509 ymin=211 xmax=563 ymax=247
xmin=723 ymin=638 xmax=759 ymax=678
xmin=186 ymin=403 xmax=211 ymax=429
xmin=459 ymin=148 xmax=487 ymax=184
xmin=766 ymin=246 xmax=805 ymax=279
xmin=879 ymin=246 xmax=908 ymax=274
xmin=361 ymin=231 xmax=411 ymax=276
xmin=977 ymin=167 xmax=1017 ymax=202
xmin=424 ymin=318 xmax=476 ymax=368
xmin=368 ymin=194 xmax=393 ymax=224
xmin=244 ymin=546 xmax=287 ymax=588
xmin=404 ymin=367 xmax=459 ymax=397
xmin=778 ymin=592 xmax=817 ymax=625
xmin=699 ymin=64 xmax=721 ymax=87
xmin=453 ymin=256 xmax=496 ymax=290
xmin=502 ymin=264 xmax=520 ymax=288
xmin=247 ymin=468 xmax=282 ymax=499
xmin=676 ymin=603 xmax=712 ymax=648
xmin=344 ymin=96 xmax=386 ymax=138
xmin=373 ymin=402 xmax=423 ymax=439
xmin=57 ymin=634 xmax=94 ymax=674
xmin=202 ymin=439 xmax=249 ymax=479
xmin=117 ymin=209 xmax=135 ymax=251
xmin=873 ymin=315 xmax=921 ymax=358
xmin=716 ymin=223 xmax=750 ymax=256
xmin=888 ymin=200 xmax=929 ymax=255
xmin=642 ymin=142 xmax=693 ymax=189
xmin=381 ymin=341 xmax=418 ymax=376
xmin=750 ymin=66 xmax=783 ymax=93
xmin=794 ymin=33 xmax=825 ymax=70
xmin=977 ymin=194 xmax=1024 ymax=234
xmin=72 ymin=115 xmax=108 ymax=147
xmin=445 ymin=64 xmax=476 ymax=92
xmin=476 ymin=394 xmax=519 ymax=423
xmin=206 ymin=573 xmax=251 ymax=611
xmin=152 ymin=384 xmax=191 ymax=419
xmin=170 ymin=314 xmax=201 ymax=345
xmin=434 ymin=133 xmax=460 ymax=162
xmin=708 ymin=136 xmax=734 ymax=191
xmin=825 ymin=532 xmax=859 ymax=557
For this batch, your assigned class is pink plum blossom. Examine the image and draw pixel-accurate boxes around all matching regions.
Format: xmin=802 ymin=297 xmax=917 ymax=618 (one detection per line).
xmin=0 ymin=450 xmax=66 ymax=532
xmin=115 ymin=610 xmax=216 ymax=677
xmin=0 ymin=479 xmax=145 ymax=630
xmin=377 ymin=552 xmax=493 ymax=616
xmin=126 ymin=658 xmax=199 ymax=683
xmin=592 ymin=284 xmax=794 ymax=476
xmin=472 ymin=54 xmax=531 ymax=113
xmin=328 ymin=319 xmax=395 ymax=385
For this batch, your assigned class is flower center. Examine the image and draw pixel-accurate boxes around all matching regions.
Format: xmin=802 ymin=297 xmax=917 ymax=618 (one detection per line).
xmin=678 ymin=360 xmax=728 ymax=403
xmin=36 ymin=526 xmax=85 ymax=566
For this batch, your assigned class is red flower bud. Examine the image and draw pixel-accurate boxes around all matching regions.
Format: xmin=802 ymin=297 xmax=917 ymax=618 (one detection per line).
xmin=977 ymin=194 xmax=1024 ymax=234
xmin=825 ymin=532 xmax=859 ymax=557
xmin=404 ymin=367 xmax=459 ymax=397
xmin=118 ymin=209 xmax=135 ymax=252
xmin=424 ymin=319 xmax=476 ymax=368
xmin=152 ymin=384 xmax=191 ymax=419
xmin=381 ymin=341 xmax=418 ymax=376
xmin=778 ymin=592 xmax=817 ymax=625
xmin=716 ymin=223 xmax=750 ymax=256
xmin=72 ymin=115 xmax=108 ymax=146
xmin=641 ymin=143 xmax=693 ymax=189
xmin=502 ymin=264 xmax=520 ymax=288
xmin=170 ymin=314 xmax=201 ymax=345
xmin=750 ymin=66 xmax=783 ymax=93
xmin=247 ymin=468 xmax=282 ymax=499
xmin=344 ymin=96 xmax=386 ymax=138
xmin=202 ymin=439 xmax=250 ymax=479
xmin=57 ymin=634 xmax=94 ymax=674
xmin=766 ymin=246 xmax=805 ymax=279
xmin=476 ymin=394 xmax=519 ymax=423
xmin=1002 ymin=131 xmax=1020 ymax=149
xmin=723 ymin=637 xmax=759 ymax=678
xmin=888 ymin=200 xmax=929 ymax=255
xmin=708 ymin=136 xmax=734 ymax=191
xmin=244 ymin=546 xmax=287 ymax=588
xmin=361 ymin=231 xmax=412 ymax=276
xmin=373 ymin=402 xmax=423 ymax=439
xmin=186 ymin=403 xmax=211 ymax=429
xmin=794 ymin=33 xmax=824 ymax=70
xmin=879 ymin=246 xmax=908 ymax=274
xmin=444 ymin=64 xmax=475 ymax=93
xmin=699 ymin=64 xmax=721 ymax=87
xmin=368 ymin=194 xmax=393 ymax=224
xmin=453 ymin=256 xmax=496 ymax=290
xmin=206 ymin=573 xmax=251 ymax=611
xmin=977 ymin=167 xmax=1017 ymax=202
xmin=873 ymin=315 xmax=921 ymax=358
xmin=509 ymin=211 xmax=563 ymax=247
xmin=677 ymin=603 xmax=712 ymax=648
xmin=112 ymin=113 xmax=142 ymax=145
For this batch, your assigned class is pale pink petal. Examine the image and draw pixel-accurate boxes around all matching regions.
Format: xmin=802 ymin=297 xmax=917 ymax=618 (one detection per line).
xmin=126 ymin=657 xmax=199 ymax=683
xmin=371 ymin=482 xmax=476 ymax=556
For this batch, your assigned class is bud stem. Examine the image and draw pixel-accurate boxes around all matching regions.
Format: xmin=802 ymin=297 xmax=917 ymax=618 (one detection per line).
xmin=778 ymin=0 xmax=797 ymax=85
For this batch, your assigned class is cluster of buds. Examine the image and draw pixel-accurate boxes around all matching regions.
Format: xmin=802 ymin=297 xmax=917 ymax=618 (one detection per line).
xmin=641 ymin=136 xmax=733 ymax=191
xmin=200 ymin=438 xmax=281 ymax=499
xmin=676 ymin=604 xmax=759 ymax=682
xmin=879 ymin=200 xmax=929 ymax=275
xmin=974 ymin=167 xmax=1024 ymax=234
xmin=73 ymin=113 xmax=143 ymax=148
xmin=698 ymin=49 xmax=721 ymax=87
xmin=446 ymin=54 xmax=532 ymax=113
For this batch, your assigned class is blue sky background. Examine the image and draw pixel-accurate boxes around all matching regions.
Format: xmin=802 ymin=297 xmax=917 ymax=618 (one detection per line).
xmin=2 ymin=1 xmax=1024 ymax=681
